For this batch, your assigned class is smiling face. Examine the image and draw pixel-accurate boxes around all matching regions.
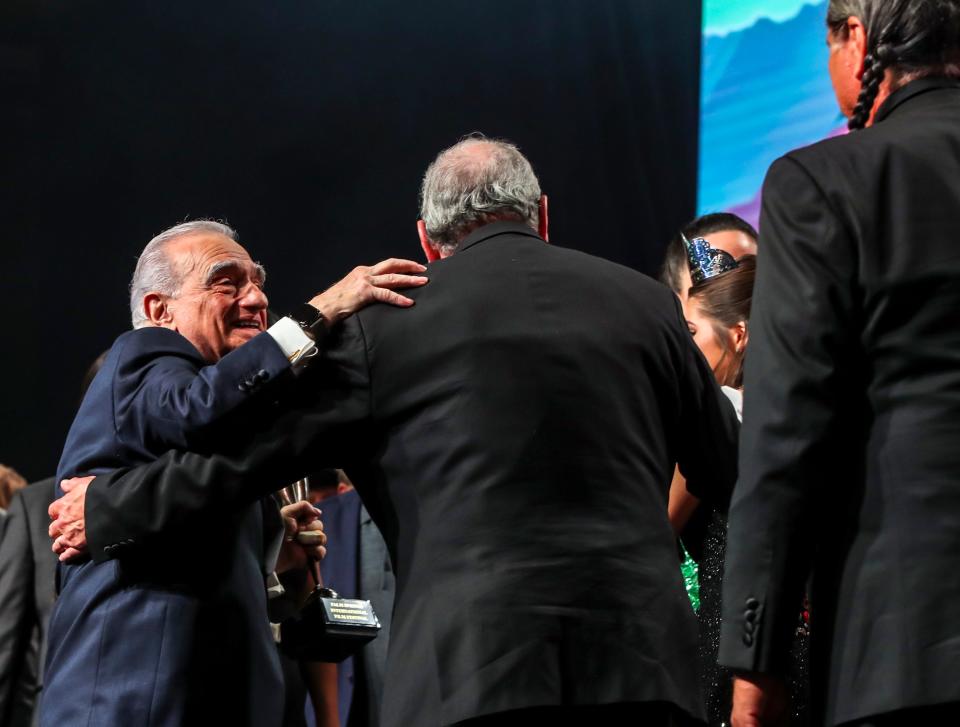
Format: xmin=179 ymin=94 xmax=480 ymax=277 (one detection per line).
xmin=159 ymin=233 xmax=268 ymax=362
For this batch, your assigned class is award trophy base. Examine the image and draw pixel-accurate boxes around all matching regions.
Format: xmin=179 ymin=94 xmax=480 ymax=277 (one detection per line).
xmin=280 ymin=586 xmax=381 ymax=663
xmin=276 ymin=477 xmax=381 ymax=662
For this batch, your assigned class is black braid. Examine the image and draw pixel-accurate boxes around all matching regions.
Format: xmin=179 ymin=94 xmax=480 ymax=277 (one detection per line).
xmin=848 ymin=43 xmax=894 ymax=130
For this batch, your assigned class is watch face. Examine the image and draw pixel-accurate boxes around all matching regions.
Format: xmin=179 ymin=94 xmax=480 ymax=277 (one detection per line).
xmin=292 ymin=303 xmax=325 ymax=340
xmin=294 ymin=303 xmax=321 ymax=327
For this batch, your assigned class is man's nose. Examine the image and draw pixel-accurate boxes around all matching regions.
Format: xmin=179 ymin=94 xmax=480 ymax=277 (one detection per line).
xmin=240 ymin=283 xmax=269 ymax=310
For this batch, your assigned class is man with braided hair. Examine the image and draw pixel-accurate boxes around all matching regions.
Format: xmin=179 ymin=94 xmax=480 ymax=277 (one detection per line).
xmin=717 ymin=1 xmax=960 ymax=726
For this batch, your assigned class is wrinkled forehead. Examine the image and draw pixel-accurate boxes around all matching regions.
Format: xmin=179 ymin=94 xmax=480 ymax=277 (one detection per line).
xmin=168 ymin=233 xmax=266 ymax=284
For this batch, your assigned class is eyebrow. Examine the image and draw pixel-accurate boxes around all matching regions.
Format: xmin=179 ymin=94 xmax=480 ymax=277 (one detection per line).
xmin=204 ymin=260 xmax=267 ymax=287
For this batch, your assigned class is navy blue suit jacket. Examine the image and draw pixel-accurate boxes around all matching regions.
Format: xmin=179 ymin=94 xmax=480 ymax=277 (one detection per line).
xmin=42 ymin=327 xmax=291 ymax=727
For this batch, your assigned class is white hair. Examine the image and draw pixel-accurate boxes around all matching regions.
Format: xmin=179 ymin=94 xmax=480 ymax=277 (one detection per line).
xmin=129 ymin=220 xmax=237 ymax=328
xmin=419 ymin=135 xmax=541 ymax=255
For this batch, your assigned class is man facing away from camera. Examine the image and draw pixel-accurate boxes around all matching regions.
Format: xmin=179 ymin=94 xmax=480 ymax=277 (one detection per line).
xmin=50 ymin=137 xmax=739 ymax=726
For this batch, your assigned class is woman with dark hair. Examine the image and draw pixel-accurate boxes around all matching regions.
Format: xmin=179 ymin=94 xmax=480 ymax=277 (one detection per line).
xmin=684 ymin=254 xmax=755 ymax=392
xmin=670 ymin=247 xmax=810 ymax=727
xmin=718 ymin=1 xmax=960 ymax=726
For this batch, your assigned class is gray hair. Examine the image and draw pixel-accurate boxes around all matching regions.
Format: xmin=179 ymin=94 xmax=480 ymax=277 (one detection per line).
xmin=419 ymin=135 xmax=541 ymax=255
xmin=129 ymin=220 xmax=237 ymax=328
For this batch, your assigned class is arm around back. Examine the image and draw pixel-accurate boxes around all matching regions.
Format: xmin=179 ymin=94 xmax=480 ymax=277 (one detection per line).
xmin=85 ymin=316 xmax=376 ymax=563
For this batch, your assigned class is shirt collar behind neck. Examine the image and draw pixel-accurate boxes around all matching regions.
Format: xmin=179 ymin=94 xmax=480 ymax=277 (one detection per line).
xmin=874 ymin=75 xmax=960 ymax=124
xmin=456 ymin=220 xmax=544 ymax=254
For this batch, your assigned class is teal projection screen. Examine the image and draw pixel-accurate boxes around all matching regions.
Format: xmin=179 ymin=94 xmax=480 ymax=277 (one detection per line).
xmin=698 ymin=0 xmax=846 ymax=228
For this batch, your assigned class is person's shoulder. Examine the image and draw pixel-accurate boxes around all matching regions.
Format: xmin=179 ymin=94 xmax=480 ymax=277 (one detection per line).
xmin=114 ymin=326 xmax=199 ymax=355
xmin=780 ymin=117 xmax=911 ymax=183
xmin=550 ymin=243 xmax=676 ymax=300
xmin=772 ymin=131 xmax=856 ymax=182
xmin=111 ymin=327 xmax=204 ymax=372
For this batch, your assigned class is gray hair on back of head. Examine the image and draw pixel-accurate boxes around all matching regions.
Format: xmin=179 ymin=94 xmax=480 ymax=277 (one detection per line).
xmin=419 ymin=135 xmax=541 ymax=255
xmin=129 ymin=219 xmax=237 ymax=328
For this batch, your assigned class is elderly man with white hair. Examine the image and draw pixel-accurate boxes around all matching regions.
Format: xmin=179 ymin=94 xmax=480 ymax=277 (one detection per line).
xmin=41 ymin=219 xmax=426 ymax=727
xmin=52 ymin=138 xmax=737 ymax=726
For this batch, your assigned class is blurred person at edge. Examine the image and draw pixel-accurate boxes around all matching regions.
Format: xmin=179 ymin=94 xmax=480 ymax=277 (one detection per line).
xmin=0 ymin=354 xmax=105 ymax=727
xmin=717 ymin=1 xmax=960 ymax=726
xmin=41 ymin=219 xmax=427 ymax=727
xmin=0 ymin=465 xmax=28 ymax=533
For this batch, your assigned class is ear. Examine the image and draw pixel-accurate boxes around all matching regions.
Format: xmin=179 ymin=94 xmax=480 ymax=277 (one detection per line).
xmin=143 ymin=292 xmax=175 ymax=328
xmin=538 ymin=194 xmax=549 ymax=241
xmin=417 ymin=219 xmax=441 ymax=262
xmin=846 ymin=16 xmax=869 ymax=80
xmin=732 ymin=321 xmax=749 ymax=354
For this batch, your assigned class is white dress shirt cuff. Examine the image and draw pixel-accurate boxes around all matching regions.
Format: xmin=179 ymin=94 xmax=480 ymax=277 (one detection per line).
xmin=267 ymin=317 xmax=317 ymax=372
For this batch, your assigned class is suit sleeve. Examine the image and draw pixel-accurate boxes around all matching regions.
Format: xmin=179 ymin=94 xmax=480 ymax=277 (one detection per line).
xmin=112 ymin=328 xmax=292 ymax=451
xmin=0 ymin=493 xmax=36 ymax=723
xmin=718 ymin=155 xmax=861 ymax=674
xmin=85 ymin=317 xmax=376 ymax=563
xmin=672 ymin=293 xmax=740 ymax=506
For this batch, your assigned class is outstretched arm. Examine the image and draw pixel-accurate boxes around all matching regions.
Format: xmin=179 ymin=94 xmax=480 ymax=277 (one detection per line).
xmin=115 ymin=257 xmax=426 ymax=450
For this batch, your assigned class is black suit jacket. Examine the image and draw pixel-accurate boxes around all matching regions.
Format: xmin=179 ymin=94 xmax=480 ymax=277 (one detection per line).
xmin=87 ymin=221 xmax=739 ymax=725
xmin=718 ymin=78 xmax=960 ymax=725
xmin=0 ymin=479 xmax=57 ymax=727
xmin=356 ymin=502 xmax=394 ymax=727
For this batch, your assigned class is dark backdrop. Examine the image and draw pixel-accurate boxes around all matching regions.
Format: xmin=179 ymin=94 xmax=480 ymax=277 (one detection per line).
xmin=1 ymin=0 xmax=701 ymax=481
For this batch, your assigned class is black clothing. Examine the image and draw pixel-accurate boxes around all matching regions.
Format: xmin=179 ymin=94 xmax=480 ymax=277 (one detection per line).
xmin=718 ymin=77 xmax=960 ymax=726
xmin=86 ymin=221 xmax=739 ymax=726
xmin=452 ymin=701 xmax=701 ymax=726
xmin=838 ymin=702 xmax=960 ymax=727
xmin=0 ymin=479 xmax=57 ymax=727
xmin=692 ymin=510 xmax=810 ymax=726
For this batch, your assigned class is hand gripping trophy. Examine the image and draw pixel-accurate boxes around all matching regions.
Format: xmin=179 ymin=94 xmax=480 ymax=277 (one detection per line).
xmin=277 ymin=477 xmax=381 ymax=662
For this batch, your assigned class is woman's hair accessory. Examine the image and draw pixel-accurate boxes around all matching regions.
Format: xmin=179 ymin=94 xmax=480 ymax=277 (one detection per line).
xmin=682 ymin=233 xmax=738 ymax=285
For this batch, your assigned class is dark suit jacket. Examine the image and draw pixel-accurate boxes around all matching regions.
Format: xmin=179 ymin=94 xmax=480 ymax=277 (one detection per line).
xmin=84 ymin=221 xmax=739 ymax=725
xmin=42 ymin=327 xmax=291 ymax=727
xmin=0 ymin=479 xmax=57 ymax=727
xmin=718 ymin=78 xmax=960 ymax=725
xmin=355 ymin=502 xmax=394 ymax=727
